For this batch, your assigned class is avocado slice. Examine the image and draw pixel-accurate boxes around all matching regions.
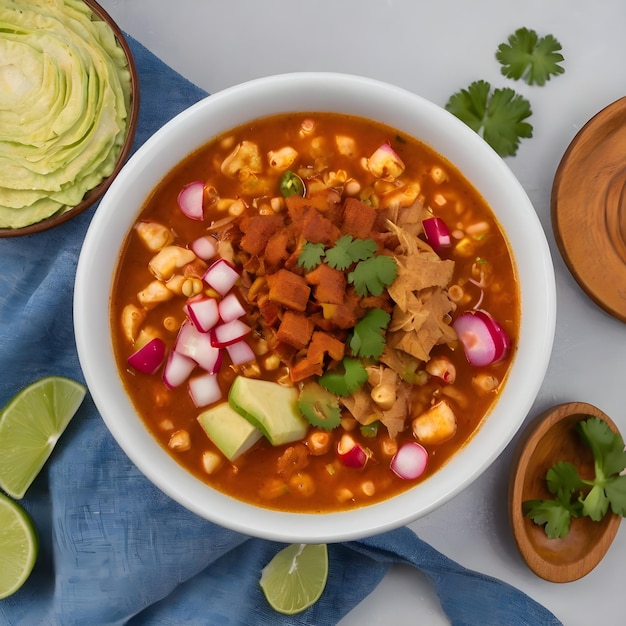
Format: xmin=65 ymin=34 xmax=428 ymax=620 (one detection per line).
xmin=197 ymin=402 xmax=263 ymax=461
xmin=228 ymin=376 xmax=309 ymax=446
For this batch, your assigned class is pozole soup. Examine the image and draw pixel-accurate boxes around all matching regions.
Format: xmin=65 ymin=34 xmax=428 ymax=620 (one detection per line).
xmin=111 ymin=112 xmax=519 ymax=513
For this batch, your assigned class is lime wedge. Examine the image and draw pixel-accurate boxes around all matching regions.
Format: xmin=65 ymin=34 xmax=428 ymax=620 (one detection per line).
xmin=0 ymin=376 xmax=86 ymax=499
xmin=259 ymin=543 xmax=328 ymax=615
xmin=0 ymin=493 xmax=38 ymax=599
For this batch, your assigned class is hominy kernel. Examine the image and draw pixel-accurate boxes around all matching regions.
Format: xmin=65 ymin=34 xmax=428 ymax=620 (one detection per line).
xmin=361 ymin=481 xmax=376 ymax=497
xmin=168 ymin=429 xmax=190 ymax=451
xmin=202 ymin=451 xmax=222 ymax=475
xmin=381 ymin=438 xmax=398 ymax=456
xmin=430 ymin=166 xmax=448 ymax=184
xmin=307 ymin=431 xmax=331 ymax=456
xmin=472 ymin=373 xmax=500 ymax=392
xmin=289 ymin=472 xmax=315 ymax=496
xmin=344 ymin=179 xmax=361 ymax=196
xmin=336 ymin=487 xmax=354 ymax=503
xmin=263 ymin=354 xmax=281 ymax=370
xmin=163 ymin=316 xmax=178 ymax=332
xmin=433 ymin=193 xmax=447 ymax=206
xmin=448 ymin=284 xmax=464 ymax=302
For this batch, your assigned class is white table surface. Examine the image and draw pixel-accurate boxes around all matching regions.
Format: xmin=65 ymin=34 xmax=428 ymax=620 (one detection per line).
xmin=98 ymin=1 xmax=626 ymax=624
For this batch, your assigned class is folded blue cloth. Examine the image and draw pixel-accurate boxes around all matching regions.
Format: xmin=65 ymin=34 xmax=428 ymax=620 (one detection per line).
xmin=0 ymin=36 xmax=562 ymax=626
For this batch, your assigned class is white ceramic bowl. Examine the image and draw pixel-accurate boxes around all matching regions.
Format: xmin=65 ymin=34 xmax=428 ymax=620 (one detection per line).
xmin=74 ymin=72 xmax=556 ymax=543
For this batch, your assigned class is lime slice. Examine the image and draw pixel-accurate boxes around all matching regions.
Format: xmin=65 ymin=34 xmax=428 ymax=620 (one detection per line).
xmin=0 ymin=376 xmax=86 ymax=499
xmin=0 ymin=493 xmax=38 ymax=599
xmin=259 ymin=543 xmax=328 ymax=615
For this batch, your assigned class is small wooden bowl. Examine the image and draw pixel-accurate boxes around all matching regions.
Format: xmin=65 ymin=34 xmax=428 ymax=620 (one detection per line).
xmin=0 ymin=0 xmax=139 ymax=238
xmin=551 ymin=97 xmax=626 ymax=322
xmin=509 ymin=402 xmax=622 ymax=583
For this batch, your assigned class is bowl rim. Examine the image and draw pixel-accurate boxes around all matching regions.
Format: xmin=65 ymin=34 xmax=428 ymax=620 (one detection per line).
xmin=0 ymin=0 xmax=140 ymax=238
xmin=74 ymin=71 xmax=556 ymax=542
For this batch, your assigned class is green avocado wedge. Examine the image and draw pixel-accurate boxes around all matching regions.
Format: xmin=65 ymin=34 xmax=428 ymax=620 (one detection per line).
xmin=197 ymin=402 xmax=263 ymax=462
xmin=228 ymin=376 xmax=309 ymax=446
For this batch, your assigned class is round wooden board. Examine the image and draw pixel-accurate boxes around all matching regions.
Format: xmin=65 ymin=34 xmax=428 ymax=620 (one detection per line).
xmin=508 ymin=402 xmax=621 ymax=583
xmin=551 ymin=97 xmax=626 ymax=322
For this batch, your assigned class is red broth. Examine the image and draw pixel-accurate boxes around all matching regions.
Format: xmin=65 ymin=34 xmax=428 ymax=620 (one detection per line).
xmin=111 ymin=112 xmax=519 ymax=512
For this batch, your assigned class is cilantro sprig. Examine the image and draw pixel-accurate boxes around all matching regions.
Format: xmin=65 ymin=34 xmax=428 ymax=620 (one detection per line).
xmin=523 ymin=417 xmax=626 ymax=539
xmin=349 ymin=309 xmax=390 ymax=360
xmin=445 ymin=81 xmax=533 ymax=158
xmin=444 ymin=27 xmax=564 ymax=157
xmin=496 ymin=27 xmax=565 ymax=86
xmin=298 ymin=235 xmax=398 ymax=297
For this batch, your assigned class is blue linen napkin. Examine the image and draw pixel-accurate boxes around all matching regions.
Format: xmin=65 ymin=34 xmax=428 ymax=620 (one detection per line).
xmin=0 ymin=35 xmax=562 ymax=626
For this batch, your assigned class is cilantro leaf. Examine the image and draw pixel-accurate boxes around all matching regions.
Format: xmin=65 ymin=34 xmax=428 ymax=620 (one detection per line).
xmin=297 ymin=242 xmax=326 ymax=271
xmin=325 ymin=235 xmax=378 ymax=271
xmin=546 ymin=461 xmax=585 ymax=499
xmin=318 ymin=357 xmax=368 ymax=396
xmin=496 ymin=27 xmax=565 ymax=86
xmin=581 ymin=484 xmax=611 ymax=522
xmin=348 ymin=255 xmax=398 ymax=297
xmin=349 ymin=308 xmax=390 ymax=359
xmin=523 ymin=498 xmax=575 ymax=540
xmin=523 ymin=416 xmax=626 ymax=539
xmin=297 ymin=382 xmax=342 ymax=430
xmin=578 ymin=417 xmax=626 ymax=478
xmin=445 ymin=80 xmax=533 ymax=157
xmin=605 ymin=475 xmax=626 ymax=516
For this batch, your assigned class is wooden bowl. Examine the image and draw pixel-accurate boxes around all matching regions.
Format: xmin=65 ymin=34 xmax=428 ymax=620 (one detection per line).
xmin=551 ymin=97 xmax=626 ymax=322
xmin=509 ymin=402 xmax=622 ymax=582
xmin=0 ymin=0 xmax=139 ymax=238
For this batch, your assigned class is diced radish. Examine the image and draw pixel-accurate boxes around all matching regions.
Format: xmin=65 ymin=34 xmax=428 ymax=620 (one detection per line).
xmin=203 ymin=258 xmax=240 ymax=295
xmin=177 ymin=181 xmax=205 ymax=220
xmin=390 ymin=442 xmax=428 ymax=480
xmin=163 ymin=350 xmax=196 ymax=388
xmin=366 ymin=141 xmax=405 ymax=181
xmin=452 ymin=309 xmax=510 ymax=366
xmin=190 ymin=235 xmax=218 ymax=260
xmin=226 ymin=340 xmax=256 ymax=365
xmin=337 ymin=434 xmax=368 ymax=468
xmin=175 ymin=321 xmax=223 ymax=373
xmin=127 ymin=337 xmax=166 ymax=374
xmin=218 ymin=292 xmax=246 ymax=323
xmin=422 ymin=217 xmax=452 ymax=251
xmin=187 ymin=297 xmax=220 ymax=333
xmin=210 ymin=319 xmax=251 ymax=348
xmin=195 ymin=345 xmax=224 ymax=374
xmin=188 ymin=373 xmax=223 ymax=407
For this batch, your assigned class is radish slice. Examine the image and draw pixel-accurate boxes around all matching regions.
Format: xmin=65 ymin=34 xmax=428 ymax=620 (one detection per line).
xmin=203 ymin=258 xmax=240 ymax=295
xmin=163 ymin=350 xmax=196 ymax=388
xmin=218 ymin=292 xmax=246 ymax=323
xmin=422 ymin=217 xmax=452 ymax=251
xmin=188 ymin=373 xmax=222 ymax=407
xmin=190 ymin=235 xmax=218 ymax=260
xmin=187 ymin=297 xmax=220 ymax=333
xmin=226 ymin=340 xmax=256 ymax=366
xmin=210 ymin=319 xmax=251 ymax=348
xmin=127 ymin=338 xmax=166 ymax=374
xmin=175 ymin=321 xmax=223 ymax=373
xmin=452 ymin=310 xmax=510 ymax=367
xmin=177 ymin=181 xmax=205 ymax=220
xmin=390 ymin=442 xmax=428 ymax=480
xmin=337 ymin=434 xmax=368 ymax=468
